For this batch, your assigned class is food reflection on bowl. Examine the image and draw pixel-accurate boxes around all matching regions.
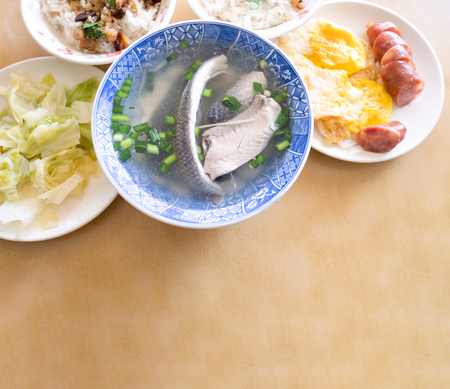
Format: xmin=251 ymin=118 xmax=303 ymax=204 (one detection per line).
xmin=185 ymin=0 xmax=323 ymax=39
xmin=20 ymin=0 xmax=177 ymax=65
xmin=92 ymin=20 xmax=313 ymax=228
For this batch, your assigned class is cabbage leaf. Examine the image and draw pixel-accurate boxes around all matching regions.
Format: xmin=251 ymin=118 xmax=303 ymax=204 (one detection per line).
xmin=0 ymin=149 xmax=29 ymax=202
xmin=65 ymin=77 xmax=99 ymax=107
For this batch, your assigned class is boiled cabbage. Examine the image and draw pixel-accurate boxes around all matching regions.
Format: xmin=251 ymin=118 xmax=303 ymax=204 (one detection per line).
xmin=0 ymin=149 xmax=29 ymax=202
xmin=66 ymin=77 xmax=99 ymax=107
xmin=20 ymin=116 xmax=80 ymax=158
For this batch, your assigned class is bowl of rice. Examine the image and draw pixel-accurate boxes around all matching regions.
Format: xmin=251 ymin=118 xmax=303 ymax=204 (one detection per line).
xmin=185 ymin=0 xmax=323 ymax=39
xmin=21 ymin=0 xmax=177 ymax=65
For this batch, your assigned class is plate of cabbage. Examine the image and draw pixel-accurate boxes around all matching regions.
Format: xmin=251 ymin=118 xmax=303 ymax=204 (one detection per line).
xmin=0 ymin=57 xmax=117 ymax=241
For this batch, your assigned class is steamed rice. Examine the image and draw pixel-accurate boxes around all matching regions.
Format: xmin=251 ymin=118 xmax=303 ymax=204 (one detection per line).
xmin=40 ymin=0 xmax=160 ymax=54
xmin=198 ymin=0 xmax=308 ymax=30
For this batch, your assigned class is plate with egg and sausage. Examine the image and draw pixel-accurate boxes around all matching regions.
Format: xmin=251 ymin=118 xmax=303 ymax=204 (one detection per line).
xmin=277 ymin=0 xmax=445 ymax=163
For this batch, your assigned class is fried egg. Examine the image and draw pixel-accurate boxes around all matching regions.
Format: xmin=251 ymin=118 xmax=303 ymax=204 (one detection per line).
xmin=279 ymin=18 xmax=392 ymax=147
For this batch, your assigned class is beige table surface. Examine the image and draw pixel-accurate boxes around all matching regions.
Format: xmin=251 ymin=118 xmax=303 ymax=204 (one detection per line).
xmin=0 ymin=0 xmax=449 ymax=388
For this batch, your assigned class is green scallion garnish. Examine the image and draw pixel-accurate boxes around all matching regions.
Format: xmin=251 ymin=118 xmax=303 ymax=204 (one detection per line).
xmin=166 ymin=114 xmax=176 ymax=126
xmin=276 ymin=140 xmax=290 ymax=152
xmin=258 ymin=58 xmax=269 ymax=69
xmin=111 ymin=121 xmax=120 ymax=131
xmin=194 ymin=126 xmax=200 ymax=136
xmin=167 ymin=129 xmax=174 ymax=139
xmin=222 ymin=95 xmax=243 ymax=112
xmin=120 ymin=149 xmax=132 ymax=162
xmin=249 ymin=159 xmax=259 ymax=169
xmin=113 ymin=133 xmax=124 ymax=142
xmin=202 ymin=88 xmax=213 ymax=97
xmin=116 ymin=90 xmax=129 ymax=99
xmin=147 ymin=144 xmax=159 ymax=155
xmin=158 ymin=163 xmax=170 ymax=173
xmin=199 ymin=153 xmax=205 ymax=161
xmin=180 ymin=39 xmax=187 ymax=48
xmin=263 ymin=90 xmax=271 ymax=97
xmin=184 ymin=70 xmax=194 ymax=80
xmin=130 ymin=132 xmax=139 ymax=140
xmin=120 ymin=138 xmax=133 ymax=149
xmin=273 ymin=93 xmax=284 ymax=104
xmin=253 ymin=82 xmax=262 ymax=93
xmin=256 ymin=154 xmax=266 ymax=165
xmin=113 ymin=106 xmax=124 ymax=114
xmin=113 ymin=142 xmax=120 ymax=151
xmin=165 ymin=145 xmax=173 ymax=153
xmin=119 ymin=123 xmax=132 ymax=134
xmin=166 ymin=54 xmax=177 ymax=62
xmin=275 ymin=113 xmax=289 ymax=127
xmin=191 ymin=60 xmax=203 ymax=71
xmin=111 ymin=114 xmax=130 ymax=122
xmin=134 ymin=122 xmax=151 ymax=134
xmin=113 ymin=95 xmax=122 ymax=107
xmin=163 ymin=154 xmax=178 ymax=166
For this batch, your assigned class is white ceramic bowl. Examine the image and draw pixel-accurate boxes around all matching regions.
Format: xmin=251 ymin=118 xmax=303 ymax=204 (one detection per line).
xmin=185 ymin=0 xmax=323 ymax=39
xmin=20 ymin=0 xmax=177 ymax=65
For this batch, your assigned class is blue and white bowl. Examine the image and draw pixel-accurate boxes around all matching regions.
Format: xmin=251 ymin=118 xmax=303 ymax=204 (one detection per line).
xmin=92 ymin=20 xmax=313 ymax=229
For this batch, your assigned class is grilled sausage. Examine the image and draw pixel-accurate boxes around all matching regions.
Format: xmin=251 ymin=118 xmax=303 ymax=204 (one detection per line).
xmin=373 ymin=31 xmax=412 ymax=61
xmin=380 ymin=44 xmax=415 ymax=69
xmin=381 ymin=60 xmax=424 ymax=107
xmin=357 ymin=121 xmax=406 ymax=153
xmin=367 ymin=21 xmax=402 ymax=46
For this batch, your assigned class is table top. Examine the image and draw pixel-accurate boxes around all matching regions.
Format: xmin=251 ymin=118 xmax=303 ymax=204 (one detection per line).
xmin=1 ymin=0 xmax=449 ymax=387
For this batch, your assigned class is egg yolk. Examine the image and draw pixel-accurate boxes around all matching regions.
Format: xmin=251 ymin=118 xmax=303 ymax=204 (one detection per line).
xmin=345 ymin=78 xmax=393 ymax=134
xmin=305 ymin=23 xmax=366 ymax=75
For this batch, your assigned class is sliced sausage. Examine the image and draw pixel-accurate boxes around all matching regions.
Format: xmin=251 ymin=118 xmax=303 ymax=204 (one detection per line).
xmin=381 ymin=60 xmax=424 ymax=107
xmin=373 ymin=31 xmax=412 ymax=61
xmin=367 ymin=21 xmax=402 ymax=46
xmin=357 ymin=121 xmax=406 ymax=153
xmin=380 ymin=45 xmax=415 ymax=69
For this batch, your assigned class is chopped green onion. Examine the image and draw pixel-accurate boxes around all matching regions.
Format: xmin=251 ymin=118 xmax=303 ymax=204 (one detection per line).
xmin=129 ymin=107 xmax=135 ymax=109
xmin=147 ymin=127 xmax=160 ymax=143
xmin=111 ymin=121 xmax=120 ymax=131
xmin=196 ymin=145 xmax=202 ymax=154
xmin=194 ymin=126 xmax=200 ymax=136
xmin=256 ymin=154 xmax=266 ymax=165
xmin=163 ymin=154 xmax=178 ymax=166
xmin=275 ymin=113 xmax=290 ymax=127
xmin=159 ymin=131 xmax=166 ymax=139
xmin=166 ymin=115 xmax=176 ymax=126
xmin=184 ymin=70 xmax=194 ymax=80
xmin=164 ymin=145 xmax=173 ymax=153
xmin=202 ymin=88 xmax=213 ymax=97
xmin=157 ymin=139 xmax=170 ymax=149
xmin=135 ymin=140 xmax=147 ymax=148
xmin=274 ymin=127 xmax=290 ymax=136
xmin=119 ymin=149 xmax=132 ymax=162
xmin=263 ymin=89 xmax=271 ymax=97
xmin=113 ymin=142 xmax=121 ymax=151
xmin=130 ymin=132 xmax=139 ymax=140
xmin=273 ymin=93 xmax=284 ymax=104
xmin=199 ymin=153 xmax=205 ymax=161
xmin=253 ymin=82 xmax=262 ymax=93
xmin=134 ymin=122 xmax=151 ymax=134
xmin=113 ymin=133 xmax=124 ymax=142
xmin=167 ymin=129 xmax=174 ymax=139
xmin=282 ymin=90 xmax=288 ymax=100
xmin=158 ymin=163 xmax=169 ymax=173
xmin=281 ymin=107 xmax=290 ymax=117
xmin=166 ymin=54 xmax=177 ymax=62
xmin=124 ymin=77 xmax=133 ymax=85
xmin=222 ymin=95 xmax=243 ymax=112
xmin=285 ymin=133 xmax=293 ymax=141
xmin=147 ymin=144 xmax=159 ymax=155
xmin=113 ymin=106 xmax=124 ymax=114
xmin=121 ymin=84 xmax=131 ymax=93
xmin=111 ymin=114 xmax=130 ymax=122
xmin=276 ymin=140 xmax=290 ymax=152
xmin=116 ymin=90 xmax=129 ymax=98
xmin=135 ymin=145 xmax=147 ymax=154
xmin=119 ymin=123 xmax=132 ymax=134
xmin=249 ymin=159 xmax=259 ymax=169
xmin=113 ymin=95 xmax=122 ymax=107
xmin=120 ymin=138 xmax=133 ymax=149
xmin=258 ymin=59 xmax=269 ymax=69
xmin=191 ymin=60 xmax=203 ymax=71
xmin=180 ymin=39 xmax=187 ymax=48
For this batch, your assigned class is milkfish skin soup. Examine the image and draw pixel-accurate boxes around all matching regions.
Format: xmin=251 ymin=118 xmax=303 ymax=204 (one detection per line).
xmin=108 ymin=38 xmax=296 ymax=204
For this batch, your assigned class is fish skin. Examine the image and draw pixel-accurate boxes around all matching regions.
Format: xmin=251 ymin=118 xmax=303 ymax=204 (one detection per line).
xmin=172 ymin=55 xmax=228 ymax=203
xmin=205 ymin=71 xmax=268 ymax=123
xmin=202 ymin=94 xmax=281 ymax=181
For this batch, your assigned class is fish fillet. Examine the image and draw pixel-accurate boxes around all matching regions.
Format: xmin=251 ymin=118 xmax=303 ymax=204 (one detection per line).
xmin=172 ymin=55 xmax=228 ymax=203
xmin=202 ymin=94 xmax=281 ymax=181
xmin=205 ymin=71 xmax=268 ymax=123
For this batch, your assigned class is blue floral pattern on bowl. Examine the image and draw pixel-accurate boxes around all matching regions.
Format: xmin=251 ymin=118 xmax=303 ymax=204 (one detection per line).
xmin=92 ymin=21 xmax=313 ymax=228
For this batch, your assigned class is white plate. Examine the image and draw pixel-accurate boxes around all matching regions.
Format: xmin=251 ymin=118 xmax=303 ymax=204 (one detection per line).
xmin=309 ymin=0 xmax=445 ymax=163
xmin=0 ymin=57 xmax=117 ymax=242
